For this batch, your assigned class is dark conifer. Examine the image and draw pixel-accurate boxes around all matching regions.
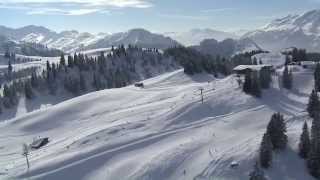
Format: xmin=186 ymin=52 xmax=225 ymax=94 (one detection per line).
xmin=299 ymin=121 xmax=311 ymax=159
xmin=251 ymin=71 xmax=262 ymax=97
xmin=314 ymin=63 xmax=320 ymax=92
xmin=307 ymin=114 xmax=320 ymax=178
xmin=307 ymin=90 xmax=320 ymax=118
xmin=266 ymin=113 xmax=287 ymax=150
xmin=243 ymin=72 xmax=252 ymax=94
xmin=260 ymin=133 xmax=273 ymax=168
xmin=282 ymin=66 xmax=292 ymax=89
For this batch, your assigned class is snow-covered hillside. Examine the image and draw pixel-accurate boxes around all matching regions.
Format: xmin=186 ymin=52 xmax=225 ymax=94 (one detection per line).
xmin=0 ymin=62 xmax=315 ymax=179
xmin=243 ymin=9 xmax=320 ymax=51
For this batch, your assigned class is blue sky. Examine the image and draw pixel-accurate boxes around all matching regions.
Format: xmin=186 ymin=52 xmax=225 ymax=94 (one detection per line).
xmin=0 ymin=0 xmax=320 ymax=33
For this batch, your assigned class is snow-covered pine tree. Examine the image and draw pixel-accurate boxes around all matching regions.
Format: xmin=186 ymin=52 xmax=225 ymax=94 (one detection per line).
xmin=314 ymin=63 xmax=320 ymax=92
xmin=307 ymin=113 xmax=320 ymax=178
xmin=307 ymin=90 xmax=320 ymax=118
xmin=249 ymin=162 xmax=267 ymax=180
xmin=299 ymin=121 xmax=311 ymax=159
xmin=266 ymin=113 xmax=287 ymax=150
xmin=260 ymin=133 xmax=273 ymax=169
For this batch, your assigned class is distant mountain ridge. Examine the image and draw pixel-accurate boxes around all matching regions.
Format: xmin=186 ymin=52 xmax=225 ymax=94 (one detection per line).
xmin=243 ymin=9 xmax=320 ymax=51
xmin=7 ymin=9 xmax=320 ymax=55
xmin=0 ymin=25 xmax=180 ymax=53
xmin=165 ymin=28 xmax=239 ymax=46
xmin=191 ymin=38 xmax=262 ymax=57
xmin=86 ymin=28 xmax=180 ymax=50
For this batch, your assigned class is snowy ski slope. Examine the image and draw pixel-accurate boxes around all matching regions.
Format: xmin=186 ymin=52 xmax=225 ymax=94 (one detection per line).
xmin=0 ymin=66 xmax=316 ymax=180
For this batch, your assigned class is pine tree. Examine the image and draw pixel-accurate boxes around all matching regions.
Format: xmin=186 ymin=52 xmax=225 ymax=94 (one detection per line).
xmin=251 ymin=71 xmax=262 ymax=97
xmin=24 ymin=81 xmax=34 ymax=99
xmin=307 ymin=114 xmax=320 ymax=178
xmin=80 ymin=73 xmax=86 ymax=91
xmin=314 ymin=63 xmax=320 ymax=92
xmin=4 ymin=50 xmax=10 ymax=59
xmin=68 ymin=55 xmax=74 ymax=68
xmin=282 ymin=66 xmax=293 ymax=89
xmin=243 ymin=72 xmax=252 ymax=94
xmin=307 ymin=90 xmax=320 ymax=118
xmin=46 ymin=60 xmax=51 ymax=72
xmin=299 ymin=121 xmax=311 ymax=159
xmin=0 ymin=97 xmax=3 ymax=114
xmin=260 ymin=133 xmax=273 ymax=169
xmin=253 ymin=57 xmax=258 ymax=65
xmin=285 ymin=55 xmax=291 ymax=66
xmin=31 ymin=71 xmax=39 ymax=88
xmin=249 ymin=162 xmax=267 ymax=180
xmin=260 ymin=68 xmax=272 ymax=89
xmin=8 ymin=60 xmax=12 ymax=74
xmin=60 ymin=53 xmax=66 ymax=66
xmin=266 ymin=113 xmax=288 ymax=150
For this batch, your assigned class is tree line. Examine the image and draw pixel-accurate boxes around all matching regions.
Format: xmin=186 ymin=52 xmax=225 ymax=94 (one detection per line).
xmin=0 ymin=45 xmax=178 ymax=114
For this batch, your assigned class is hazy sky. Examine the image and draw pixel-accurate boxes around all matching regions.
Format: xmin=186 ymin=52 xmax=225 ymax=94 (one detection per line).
xmin=0 ymin=0 xmax=320 ymax=33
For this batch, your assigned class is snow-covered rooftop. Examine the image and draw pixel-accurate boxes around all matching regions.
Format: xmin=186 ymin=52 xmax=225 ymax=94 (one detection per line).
xmin=300 ymin=61 xmax=316 ymax=66
xmin=233 ymin=64 xmax=273 ymax=71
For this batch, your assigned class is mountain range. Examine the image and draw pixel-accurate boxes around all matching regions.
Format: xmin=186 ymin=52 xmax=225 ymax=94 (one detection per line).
xmin=244 ymin=9 xmax=320 ymax=52
xmin=0 ymin=26 xmax=180 ymax=53
xmin=2 ymin=9 xmax=320 ymax=54
xmin=164 ymin=28 xmax=239 ymax=46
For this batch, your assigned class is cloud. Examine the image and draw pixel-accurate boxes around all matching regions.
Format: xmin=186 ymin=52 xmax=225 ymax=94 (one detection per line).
xmin=0 ymin=0 xmax=152 ymax=15
xmin=27 ymin=8 xmax=101 ymax=15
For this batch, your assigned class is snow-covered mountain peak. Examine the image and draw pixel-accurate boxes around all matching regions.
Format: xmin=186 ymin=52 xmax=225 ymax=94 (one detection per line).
xmin=243 ymin=9 xmax=320 ymax=51
xmin=21 ymin=33 xmax=45 ymax=43
xmin=261 ymin=10 xmax=320 ymax=35
xmin=263 ymin=14 xmax=299 ymax=31
xmin=0 ymin=25 xmax=178 ymax=53
xmin=17 ymin=25 xmax=54 ymax=35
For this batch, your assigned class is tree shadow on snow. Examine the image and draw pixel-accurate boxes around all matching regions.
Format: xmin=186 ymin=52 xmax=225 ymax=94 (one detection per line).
xmin=267 ymin=146 xmax=314 ymax=180
xmin=261 ymin=87 xmax=306 ymax=116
